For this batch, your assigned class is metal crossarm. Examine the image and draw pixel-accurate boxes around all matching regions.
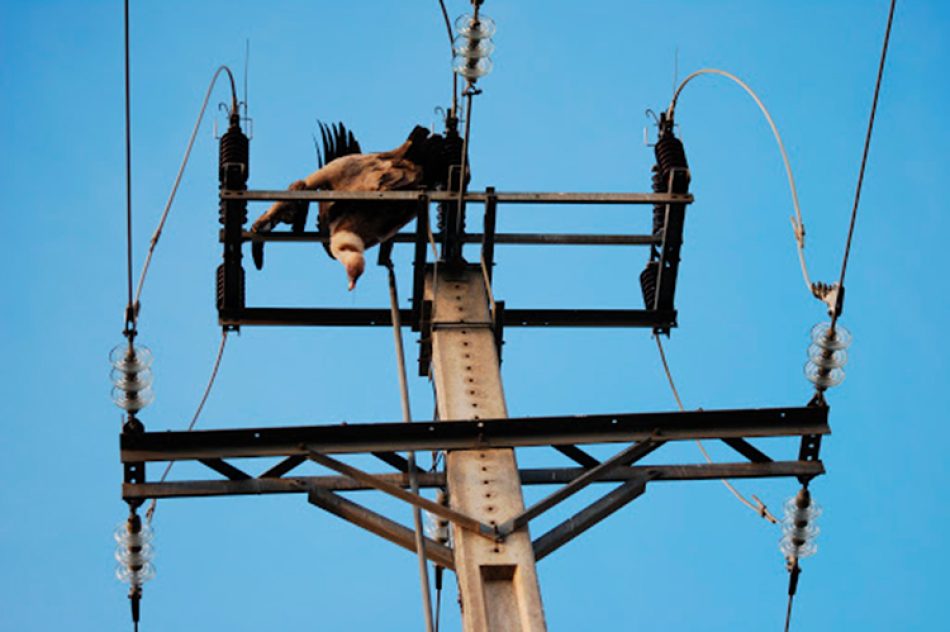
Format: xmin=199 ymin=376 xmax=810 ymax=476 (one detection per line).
xmin=120 ymin=405 xmax=828 ymax=462
xmin=221 ymin=189 xmax=694 ymax=204
xmin=218 ymin=307 xmax=676 ymax=329
xmin=123 ymin=461 xmax=826 ymax=502
xmin=238 ymin=230 xmax=660 ymax=246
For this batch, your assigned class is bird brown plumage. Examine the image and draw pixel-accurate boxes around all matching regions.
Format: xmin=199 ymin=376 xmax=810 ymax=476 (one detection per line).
xmin=250 ymin=123 xmax=458 ymax=290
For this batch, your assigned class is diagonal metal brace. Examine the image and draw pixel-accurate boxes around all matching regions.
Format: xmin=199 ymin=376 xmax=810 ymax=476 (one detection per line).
xmin=533 ymin=474 xmax=653 ymax=562
xmin=259 ymin=455 xmax=307 ymax=478
xmin=721 ymin=438 xmax=773 ymax=463
xmin=496 ymin=440 xmax=662 ymax=537
xmin=198 ymin=458 xmax=251 ymax=481
xmin=305 ymin=447 xmax=497 ymax=541
xmin=307 ymin=486 xmax=455 ymax=570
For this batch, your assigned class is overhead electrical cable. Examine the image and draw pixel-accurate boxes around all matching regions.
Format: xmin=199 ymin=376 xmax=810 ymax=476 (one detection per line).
xmin=122 ymin=5 xmax=139 ymax=631
xmin=382 ymin=254 xmax=436 ymax=632
xmin=832 ymin=0 xmax=896 ymax=330
xmin=784 ymin=586 xmax=796 ymax=632
xmin=786 ymin=1 xmax=898 ymax=629
xmin=145 ymin=330 xmax=228 ymax=525
xmin=437 ymin=0 xmax=458 ymax=113
xmin=667 ymin=68 xmax=813 ymax=297
xmin=123 ymin=0 xmax=134 ymax=343
xmin=655 ymin=336 xmax=777 ymax=523
xmin=133 ymin=65 xmax=238 ymax=313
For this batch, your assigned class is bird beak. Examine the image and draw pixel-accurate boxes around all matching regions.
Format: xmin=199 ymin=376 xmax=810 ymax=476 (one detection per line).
xmin=348 ymin=279 xmax=357 ymax=291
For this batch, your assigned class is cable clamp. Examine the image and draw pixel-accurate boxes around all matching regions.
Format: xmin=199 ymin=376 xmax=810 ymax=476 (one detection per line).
xmin=810 ymin=282 xmax=844 ymax=318
xmin=790 ymin=216 xmax=805 ymax=248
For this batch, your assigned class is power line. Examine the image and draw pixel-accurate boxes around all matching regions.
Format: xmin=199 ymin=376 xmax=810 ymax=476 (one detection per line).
xmin=654 ymin=335 xmax=777 ymax=523
xmin=784 ymin=591 xmax=795 ymax=632
xmin=382 ymin=254 xmax=436 ymax=632
xmin=832 ymin=0 xmax=896 ymax=329
xmin=786 ymin=3 xmax=897 ymax=627
xmin=123 ymin=0 xmax=134 ymax=339
xmin=667 ymin=68 xmax=814 ymax=297
xmin=133 ymin=65 xmax=237 ymax=314
xmin=145 ymin=329 xmax=229 ymax=525
xmin=436 ymin=0 xmax=458 ymax=113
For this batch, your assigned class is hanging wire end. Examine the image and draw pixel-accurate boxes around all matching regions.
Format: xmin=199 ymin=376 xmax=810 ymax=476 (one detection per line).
xmin=752 ymin=494 xmax=779 ymax=524
xmin=130 ymin=585 xmax=142 ymax=629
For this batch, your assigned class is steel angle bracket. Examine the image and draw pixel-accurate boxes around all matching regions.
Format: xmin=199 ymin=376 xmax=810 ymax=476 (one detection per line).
xmin=217 ymin=187 xmax=689 ymax=333
xmin=120 ymin=405 xmax=828 ymax=463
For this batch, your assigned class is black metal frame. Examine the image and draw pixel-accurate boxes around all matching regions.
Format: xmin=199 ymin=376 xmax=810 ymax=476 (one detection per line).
xmin=121 ymin=404 xmax=828 ymax=560
xmin=217 ymin=188 xmax=692 ymax=335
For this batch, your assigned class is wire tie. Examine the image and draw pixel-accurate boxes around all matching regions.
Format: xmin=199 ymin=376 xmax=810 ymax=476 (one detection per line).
xmin=789 ymin=216 xmax=805 ymax=248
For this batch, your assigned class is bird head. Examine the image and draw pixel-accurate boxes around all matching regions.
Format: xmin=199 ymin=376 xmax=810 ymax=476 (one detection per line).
xmin=330 ymin=231 xmax=367 ymax=291
xmin=339 ymin=249 xmax=365 ymax=291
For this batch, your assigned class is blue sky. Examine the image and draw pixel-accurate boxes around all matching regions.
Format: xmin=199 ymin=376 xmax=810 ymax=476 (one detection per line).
xmin=1 ymin=1 xmax=947 ymax=630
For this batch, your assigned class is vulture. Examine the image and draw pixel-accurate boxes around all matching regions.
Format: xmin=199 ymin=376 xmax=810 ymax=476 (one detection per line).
xmin=250 ymin=122 xmax=461 ymax=290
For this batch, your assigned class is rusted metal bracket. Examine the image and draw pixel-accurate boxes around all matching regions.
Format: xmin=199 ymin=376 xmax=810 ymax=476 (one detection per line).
xmin=123 ymin=460 xmax=826 ymax=501
xmin=533 ymin=475 xmax=653 ymax=561
xmin=307 ymin=486 xmax=456 ymax=570
xmin=121 ymin=405 xmax=829 ymax=462
xmin=495 ymin=440 xmax=662 ymax=538
xmin=221 ymin=189 xmax=694 ymax=205
xmin=305 ymin=448 xmax=497 ymax=541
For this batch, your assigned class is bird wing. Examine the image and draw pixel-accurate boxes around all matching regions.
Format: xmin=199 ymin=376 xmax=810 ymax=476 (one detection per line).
xmin=251 ymin=122 xmax=363 ymax=269
xmin=317 ymin=121 xmax=362 ymax=168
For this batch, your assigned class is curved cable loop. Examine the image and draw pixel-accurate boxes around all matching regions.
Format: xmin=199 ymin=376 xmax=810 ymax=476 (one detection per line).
xmin=437 ymin=0 xmax=458 ymax=113
xmin=132 ymin=65 xmax=238 ymax=315
xmin=668 ymin=68 xmax=813 ymax=296
xmin=145 ymin=329 xmax=229 ymax=525
xmin=654 ymin=335 xmax=778 ymax=524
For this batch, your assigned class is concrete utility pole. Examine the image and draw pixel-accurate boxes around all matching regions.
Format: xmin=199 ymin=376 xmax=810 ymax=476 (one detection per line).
xmin=428 ymin=265 xmax=547 ymax=632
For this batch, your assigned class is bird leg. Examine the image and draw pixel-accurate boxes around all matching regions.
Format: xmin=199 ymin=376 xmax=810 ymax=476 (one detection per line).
xmin=249 ymin=179 xmax=311 ymax=270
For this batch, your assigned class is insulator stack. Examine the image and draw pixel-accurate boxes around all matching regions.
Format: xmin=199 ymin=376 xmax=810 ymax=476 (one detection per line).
xmin=443 ymin=128 xmax=465 ymax=191
xmin=804 ymin=322 xmax=852 ymax=391
xmin=426 ymin=490 xmax=452 ymax=547
xmin=110 ymin=344 xmax=154 ymax=413
xmin=779 ymin=488 xmax=821 ymax=560
xmin=654 ymin=133 xmax=690 ymax=191
xmin=651 ymin=131 xmax=690 ymax=232
xmin=639 ymin=262 xmax=659 ymax=310
xmin=436 ymin=114 xmax=468 ymax=264
xmin=218 ymin=111 xmax=249 ymax=319
xmin=452 ymin=13 xmax=496 ymax=82
xmin=640 ymin=113 xmax=689 ymax=323
xmin=219 ymin=113 xmax=249 ymax=195
xmin=115 ymin=514 xmax=155 ymax=587
xmin=216 ymin=261 xmax=245 ymax=313
xmin=650 ymin=165 xmax=666 ymax=236
xmin=436 ymin=126 xmax=466 ymax=234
